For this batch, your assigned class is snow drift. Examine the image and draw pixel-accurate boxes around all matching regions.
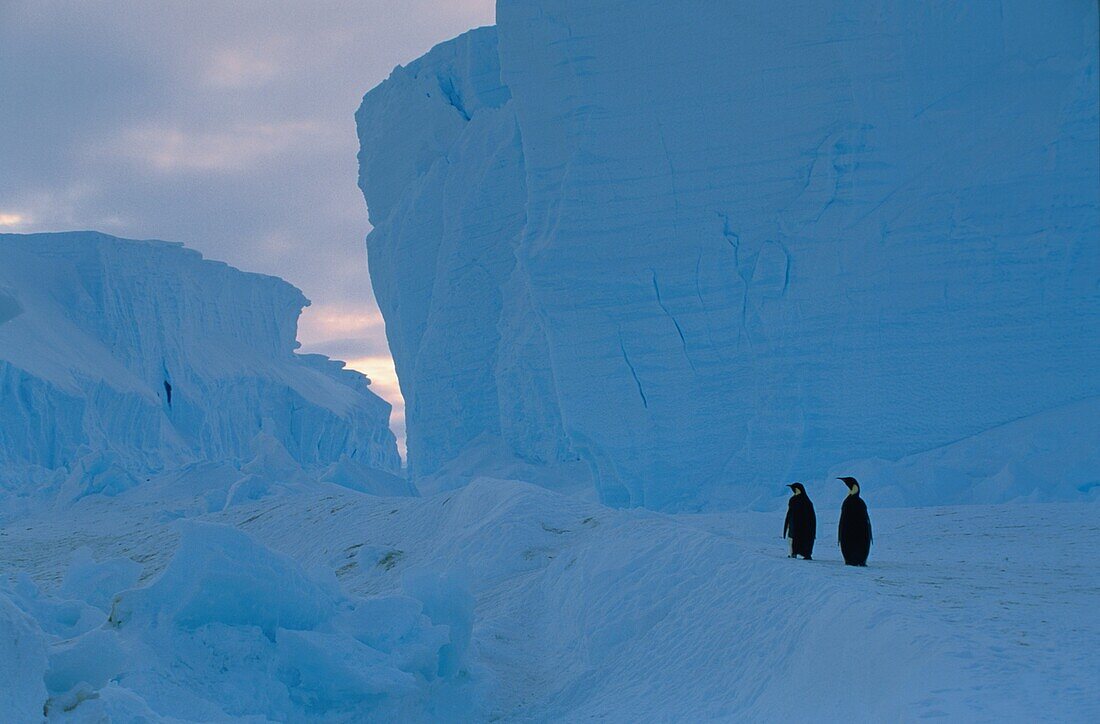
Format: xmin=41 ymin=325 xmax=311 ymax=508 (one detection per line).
xmin=4 ymin=476 xmax=1096 ymax=720
xmin=357 ymin=1 xmax=1100 ymax=509
xmin=0 ymin=231 xmax=402 ymax=502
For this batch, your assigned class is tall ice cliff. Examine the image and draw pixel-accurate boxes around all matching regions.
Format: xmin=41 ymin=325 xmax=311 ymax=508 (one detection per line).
xmin=357 ymin=1 xmax=1100 ymax=509
xmin=0 ymin=232 xmax=401 ymax=498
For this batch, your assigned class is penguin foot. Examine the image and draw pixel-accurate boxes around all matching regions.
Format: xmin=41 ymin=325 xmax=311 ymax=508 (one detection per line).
xmin=803 ymin=556 xmax=812 ymax=561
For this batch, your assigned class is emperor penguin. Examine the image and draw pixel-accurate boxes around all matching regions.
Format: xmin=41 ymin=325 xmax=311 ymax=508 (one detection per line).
xmin=783 ymin=483 xmax=816 ymax=560
xmin=837 ymin=477 xmax=873 ymax=566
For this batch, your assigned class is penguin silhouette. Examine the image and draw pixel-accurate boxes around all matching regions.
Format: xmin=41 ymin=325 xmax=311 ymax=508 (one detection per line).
xmin=838 ymin=477 xmax=872 ymax=566
xmin=783 ymin=483 xmax=816 ymax=560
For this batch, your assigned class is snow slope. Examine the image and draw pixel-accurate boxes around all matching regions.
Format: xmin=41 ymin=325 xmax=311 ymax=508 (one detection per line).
xmin=1 ymin=477 xmax=1096 ymax=721
xmin=831 ymin=396 xmax=1100 ymax=508
xmin=357 ymin=1 xmax=1100 ymax=509
xmin=0 ymin=232 xmax=402 ymax=503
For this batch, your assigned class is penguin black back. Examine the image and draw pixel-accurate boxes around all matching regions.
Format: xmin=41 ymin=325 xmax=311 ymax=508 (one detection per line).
xmin=837 ymin=477 xmax=872 ymax=566
xmin=783 ymin=483 xmax=816 ymax=560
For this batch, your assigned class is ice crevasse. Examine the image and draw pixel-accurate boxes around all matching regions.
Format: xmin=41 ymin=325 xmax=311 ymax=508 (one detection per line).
xmin=0 ymin=231 xmax=403 ymax=500
xmin=357 ymin=0 xmax=1100 ymax=510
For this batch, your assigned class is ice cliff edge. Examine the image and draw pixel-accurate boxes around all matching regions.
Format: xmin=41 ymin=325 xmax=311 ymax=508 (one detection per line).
xmin=358 ymin=2 xmax=1100 ymax=509
xmin=0 ymin=231 xmax=402 ymax=497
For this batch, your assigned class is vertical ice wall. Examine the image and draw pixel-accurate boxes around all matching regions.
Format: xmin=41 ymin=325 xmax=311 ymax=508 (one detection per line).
xmin=0 ymin=232 xmax=401 ymax=489
xmin=356 ymin=28 xmax=577 ymax=479
xmin=358 ymin=2 xmax=1100 ymax=509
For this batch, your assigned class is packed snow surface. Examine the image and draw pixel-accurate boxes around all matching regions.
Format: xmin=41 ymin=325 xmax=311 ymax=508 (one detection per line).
xmin=0 ymin=232 xmax=403 ymax=506
xmin=1 ymin=477 xmax=1097 ymax=721
xmin=357 ymin=0 xmax=1100 ymax=509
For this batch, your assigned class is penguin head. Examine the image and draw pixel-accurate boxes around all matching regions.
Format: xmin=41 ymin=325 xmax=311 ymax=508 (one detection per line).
xmin=786 ymin=483 xmax=805 ymax=496
xmin=838 ymin=476 xmax=860 ymax=495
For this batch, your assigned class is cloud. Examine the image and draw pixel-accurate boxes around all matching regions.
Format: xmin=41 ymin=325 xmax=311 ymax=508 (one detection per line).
xmin=299 ymin=304 xmax=385 ymax=337
xmin=297 ymin=303 xmax=390 ymax=354
xmin=0 ymin=212 xmax=30 ymax=228
xmin=94 ymin=121 xmax=337 ymax=174
xmin=0 ymin=185 xmax=131 ymax=234
xmin=342 ymin=353 xmax=405 ymax=458
xmin=342 ymin=354 xmax=402 ymax=399
xmin=203 ymin=46 xmax=281 ymax=89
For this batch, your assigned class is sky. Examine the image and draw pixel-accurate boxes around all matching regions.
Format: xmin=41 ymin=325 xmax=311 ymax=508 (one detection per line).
xmin=0 ymin=0 xmax=497 ymax=457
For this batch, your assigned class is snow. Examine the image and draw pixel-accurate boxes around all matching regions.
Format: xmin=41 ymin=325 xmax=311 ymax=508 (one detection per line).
xmin=320 ymin=456 xmax=418 ymax=498
xmin=0 ymin=231 xmax=403 ymax=504
xmin=1 ymin=495 xmax=477 ymax=721
xmin=0 ymin=591 xmax=49 ymax=720
xmin=832 ymin=396 xmax=1100 ymax=507
xmin=59 ymin=548 xmax=142 ymax=612
xmin=110 ymin=521 xmax=339 ymax=635
xmin=1 ymin=476 xmax=1096 ymax=720
xmin=357 ymin=1 xmax=1100 ymax=509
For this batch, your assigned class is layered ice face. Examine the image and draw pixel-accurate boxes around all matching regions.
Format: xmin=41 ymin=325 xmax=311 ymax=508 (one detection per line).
xmin=0 ymin=231 xmax=401 ymax=496
xmin=355 ymin=27 xmax=572 ymax=484
xmin=358 ymin=1 xmax=1099 ymax=509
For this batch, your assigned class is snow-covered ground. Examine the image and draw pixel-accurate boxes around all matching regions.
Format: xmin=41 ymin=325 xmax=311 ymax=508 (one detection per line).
xmin=3 ymin=476 xmax=1096 ymax=721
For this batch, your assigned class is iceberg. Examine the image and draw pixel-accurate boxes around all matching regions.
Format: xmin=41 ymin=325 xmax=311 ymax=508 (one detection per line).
xmin=358 ymin=1 xmax=1100 ymax=509
xmin=0 ymin=231 xmax=402 ymax=500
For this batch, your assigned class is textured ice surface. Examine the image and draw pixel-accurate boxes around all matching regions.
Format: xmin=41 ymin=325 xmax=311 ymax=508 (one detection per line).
xmin=0 ymin=592 xmax=49 ymax=720
xmin=321 ymin=455 xmax=418 ymax=497
xmin=2 ymin=476 xmax=1096 ymax=720
xmin=358 ymin=1 xmax=1100 ymax=509
xmin=111 ymin=521 xmax=340 ymax=636
xmin=0 ymin=231 xmax=401 ymax=500
xmin=355 ymin=28 xmax=574 ymax=482
xmin=1 ymin=510 xmax=474 ymax=721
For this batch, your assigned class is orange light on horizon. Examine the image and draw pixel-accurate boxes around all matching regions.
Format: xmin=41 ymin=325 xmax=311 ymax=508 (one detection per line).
xmin=343 ymin=354 xmax=406 ymax=459
xmin=297 ymin=304 xmax=405 ymax=459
